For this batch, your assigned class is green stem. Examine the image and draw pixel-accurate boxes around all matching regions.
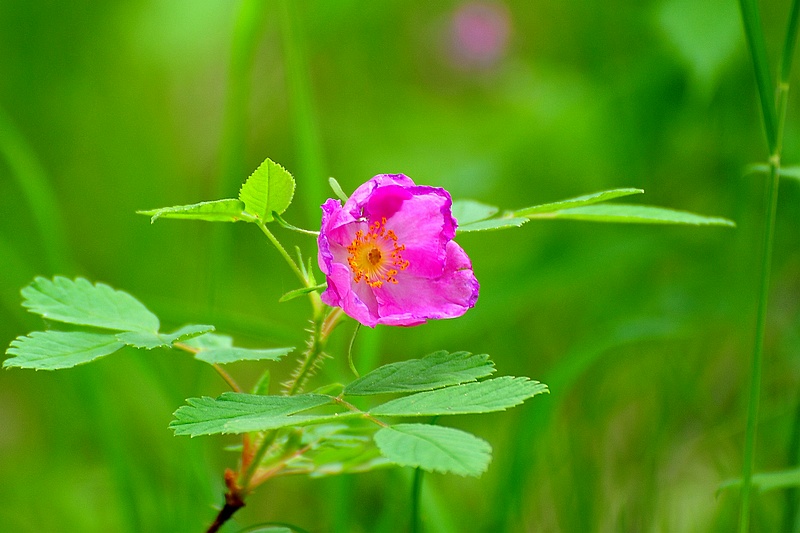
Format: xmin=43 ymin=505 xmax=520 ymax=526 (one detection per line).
xmin=780 ymin=0 xmax=800 ymax=84
xmin=258 ymin=222 xmax=308 ymax=285
xmin=347 ymin=323 xmax=362 ymax=378
xmin=737 ymin=0 xmax=800 ymax=527
xmin=239 ymin=430 xmax=279 ymax=491
xmin=740 ymin=160 xmax=780 ymax=531
xmin=411 ymin=467 xmax=424 ymax=533
xmin=174 ymin=342 xmax=242 ymax=392
xmin=738 ymin=0 xmax=778 ymax=153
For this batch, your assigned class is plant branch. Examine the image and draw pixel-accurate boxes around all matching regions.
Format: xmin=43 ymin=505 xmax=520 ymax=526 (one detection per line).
xmin=174 ymin=342 xmax=242 ymax=393
xmin=258 ymin=222 xmax=307 ymax=285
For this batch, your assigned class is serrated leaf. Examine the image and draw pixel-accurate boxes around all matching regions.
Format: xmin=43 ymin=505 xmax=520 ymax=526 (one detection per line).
xmin=116 ymin=324 xmax=215 ymax=350
xmin=514 ymin=188 xmax=645 ymax=216
xmin=182 ymin=332 xmax=233 ymax=350
xmin=194 ymin=346 xmax=294 ymax=365
xmin=179 ymin=333 xmax=293 ymax=364
xmin=170 ymin=392 xmax=342 ymax=436
xmin=328 ymin=177 xmax=348 ymax=202
xmin=137 ymin=199 xmax=250 ymax=223
xmin=370 ymin=377 xmax=548 ymax=417
xmin=238 ymin=158 xmax=295 ymax=222
xmin=718 ymin=467 xmax=800 ymax=495
xmin=4 ymin=331 xmax=125 ymax=370
xmin=344 ymin=351 xmax=495 ymax=396
xmin=374 ymin=424 xmax=491 ymax=477
xmin=456 ymin=217 xmax=528 ymax=233
xmin=452 ymin=200 xmax=499 ymax=226
xmin=532 ymin=204 xmax=735 ymax=226
xmin=21 ymin=277 xmax=160 ymax=332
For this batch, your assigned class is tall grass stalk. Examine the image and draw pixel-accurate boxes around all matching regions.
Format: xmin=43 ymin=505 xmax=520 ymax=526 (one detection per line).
xmin=278 ymin=0 xmax=327 ymax=224
xmin=208 ymin=0 xmax=268 ymax=317
xmin=736 ymin=0 xmax=800 ymax=529
xmin=0 ymin=105 xmax=74 ymax=273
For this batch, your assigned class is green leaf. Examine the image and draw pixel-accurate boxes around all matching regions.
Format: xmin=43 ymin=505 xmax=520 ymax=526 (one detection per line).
xmin=531 ymin=204 xmax=735 ymax=226
xmin=238 ymin=158 xmax=296 ymax=222
xmin=116 ymin=324 xmax=214 ymax=350
xmin=21 ymin=277 xmax=160 ymax=332
xmin=457 ymin=217 xmax=528 ymax=233
xmin=451 ymin=200 xmax=499 ymax=225
xmin=344 ymin=350 xmax=495 ymax=396
xmin=286 ymin=423 xmax=391 ymax=478
xmin=328 ymin=176 xmax=348 ymax=202
xmin=279 ymin=284 xmax=326 ymax=303
xmin=137 ymin=199 xmax=250 ymax=223
xmin=718 ymin=467 xmax=800 ymax=494
xmin=170 ymin=392 xmax=340 ymax=436
xmin=181 ymin=332 xmax=232 ymax=350
xmin=514 ymin=188 xmax=645 ymax=216
xmin=183 ymin=332 xmax=294 ymax=365
xmin=374 ymin=423 xmax=491 ymax=477
xmin=4 ymin=331 xmax=125 ymax=370
xmin=370 ymin=377 xmax=548 ymax=417
xmin=194 ymin=346 xmax=294 ymax=365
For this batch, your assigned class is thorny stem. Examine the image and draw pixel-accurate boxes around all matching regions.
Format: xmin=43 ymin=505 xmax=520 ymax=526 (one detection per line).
xmin=284 ymin=307 xmax=343 ymax=396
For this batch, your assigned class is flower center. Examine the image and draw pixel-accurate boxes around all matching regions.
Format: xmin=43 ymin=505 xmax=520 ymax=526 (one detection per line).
xmin=347 ymin=217 xmax=410 ymax=288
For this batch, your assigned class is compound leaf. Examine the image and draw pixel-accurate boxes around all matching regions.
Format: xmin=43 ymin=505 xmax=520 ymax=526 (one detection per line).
xmin=116 ymin=324 xmax=215 ymax=350
xmin=374 ymin=423 xmax=491 ymax=477
xmin=4 ymin=331 xmax=125 ymax=370
xmin=21 ymin=277 xmax=160 ymax=332
xmin=370 ymin=377 xmax=548 ymax=417
xmin=170 ymin=392 xmax=340 ymax=436
xmin=182 ymin=332 xmax=294 ymax=365
xmin=239 ymin=158 xmax=295 ymax=222
xmin=344 ymin=351 xmax=495 ymax=396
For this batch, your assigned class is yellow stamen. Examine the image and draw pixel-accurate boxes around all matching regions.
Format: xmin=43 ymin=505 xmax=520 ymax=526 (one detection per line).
xmin=346 ymin=217 xmax=409 ymax=287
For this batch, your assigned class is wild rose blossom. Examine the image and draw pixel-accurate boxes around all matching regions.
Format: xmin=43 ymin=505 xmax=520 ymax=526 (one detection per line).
xmin=318 ymin=174 xmax=479 ymax=327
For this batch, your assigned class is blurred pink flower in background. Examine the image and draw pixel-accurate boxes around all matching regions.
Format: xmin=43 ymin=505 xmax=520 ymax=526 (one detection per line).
xmin=448 ymin=1 xmax=512 ymax=70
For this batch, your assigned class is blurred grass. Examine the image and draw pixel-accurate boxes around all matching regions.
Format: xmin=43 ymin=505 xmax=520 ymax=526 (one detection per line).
xmin=0 ymin=0 xmax=798 ymax=531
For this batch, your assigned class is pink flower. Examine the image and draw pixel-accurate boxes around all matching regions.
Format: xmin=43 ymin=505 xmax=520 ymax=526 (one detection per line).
xmin=318 ymin=174 xmax=479 ymax=327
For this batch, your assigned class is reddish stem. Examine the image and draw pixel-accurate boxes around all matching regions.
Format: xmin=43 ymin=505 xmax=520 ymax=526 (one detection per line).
xmin=206 ymin=469 xmax=246 ymax=533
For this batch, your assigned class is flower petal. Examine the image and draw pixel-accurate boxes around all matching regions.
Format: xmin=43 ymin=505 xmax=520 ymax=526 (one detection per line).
xmin=373 ymin=241 xmax=479 ymax=325
xmin=318 ymin=174 xmax=478 ymax=328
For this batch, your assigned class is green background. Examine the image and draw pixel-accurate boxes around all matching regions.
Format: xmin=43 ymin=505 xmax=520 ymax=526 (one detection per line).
xmin=1 ymin=1 xmax=798 ymax=531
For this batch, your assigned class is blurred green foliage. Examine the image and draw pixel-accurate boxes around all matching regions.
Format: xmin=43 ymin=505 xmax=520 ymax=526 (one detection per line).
xmin=1 ymin=0 xmax=799 ymax=531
